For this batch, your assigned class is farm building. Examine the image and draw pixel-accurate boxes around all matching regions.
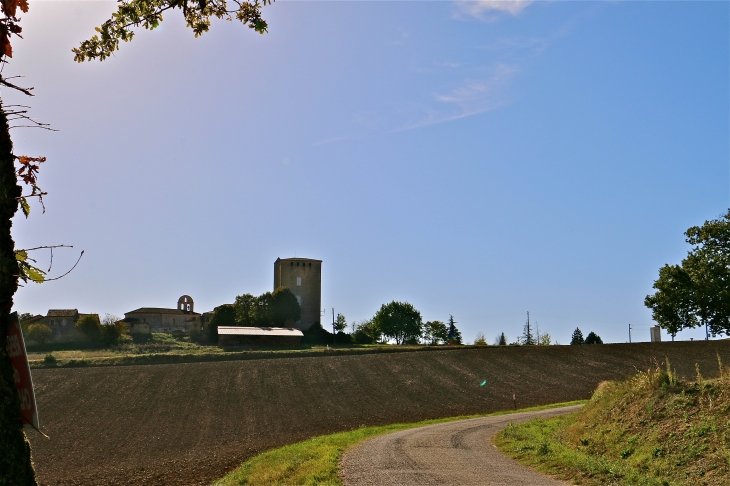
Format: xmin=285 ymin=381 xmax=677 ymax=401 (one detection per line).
xmin=274 ymin=257 xmax=322 ymax=330
xmin=23 ymin=309 xmax=100 ymax=343
xmin=217 ymin=326 xmax=303 ymax=347
xmin=122 ymin=295 xmax=203 ymax=336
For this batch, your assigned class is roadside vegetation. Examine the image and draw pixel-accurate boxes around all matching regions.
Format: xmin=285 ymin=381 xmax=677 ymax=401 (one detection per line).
xmin=213 ymin=401 xmax=586 ymax=486
xmin=495 ymin=357 xmax=730 ymax=486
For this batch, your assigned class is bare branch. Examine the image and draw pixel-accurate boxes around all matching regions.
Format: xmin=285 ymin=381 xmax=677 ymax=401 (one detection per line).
xmin=44 ymin=250 xmax=84 ymax=282
xmin=0 ymin=77 xmax=34 ymax=96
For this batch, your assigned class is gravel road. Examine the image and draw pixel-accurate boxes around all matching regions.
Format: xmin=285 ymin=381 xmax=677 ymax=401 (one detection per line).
xmin=340 ymin=405 xmax=582 ymax=486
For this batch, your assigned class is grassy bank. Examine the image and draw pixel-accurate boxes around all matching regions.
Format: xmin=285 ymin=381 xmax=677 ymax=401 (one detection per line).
xmin=495 ymin=358 xmax=730 ymax=486
xmin=212 ymin=400 xmax=586 ymax=486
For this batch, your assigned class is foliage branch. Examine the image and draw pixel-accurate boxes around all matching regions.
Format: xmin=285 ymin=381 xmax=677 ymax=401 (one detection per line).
xmin=73 ymin=0 xmax=272 ymax=62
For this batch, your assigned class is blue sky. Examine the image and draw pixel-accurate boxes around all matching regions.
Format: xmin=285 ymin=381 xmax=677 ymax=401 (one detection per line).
xmin=7 ymin=1 xmax=729 ymax=344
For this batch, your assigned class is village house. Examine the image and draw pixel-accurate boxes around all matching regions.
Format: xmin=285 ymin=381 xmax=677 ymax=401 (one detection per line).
xmin=24 ymin=309 xmax=100 ymax=343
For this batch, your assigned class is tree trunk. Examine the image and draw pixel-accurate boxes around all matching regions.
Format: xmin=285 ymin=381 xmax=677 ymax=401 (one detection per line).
xmin=0 ymin=103 xmax=37 ymax=485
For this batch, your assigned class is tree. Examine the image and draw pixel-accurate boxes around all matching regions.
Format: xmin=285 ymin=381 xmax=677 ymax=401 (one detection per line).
xmin=494 ymin=332 xmax=507 ymax=346
xmin=373 ymin=301 xmax=423 ymax=345
xmin=234 ymin=293 xmax=258 ymax=327
xmin=584 ymin=332 xmax=603 ymax=344
xmin=538 ymin=333 xmax=552 ymax=346
xmin=1 ymin=0 xmax=277 ymax=482
xmin=26 ymin=323 xmax=51 ymax=347
xmin=521 ymin=313 xmax=535 ymax=345
xmin=208 ymin=304 xmax=236 ymax=343
xmin=447 ymin=315 xmax=462 ymax=345
xmin=645 ymin=211 xmax=730 ymax=339
xmin=644 ymin=264 xmax=696 ymax=341
xmin=473 ymin=332 xmax=487 ymax=346
xmin=76 ymin=314 xmax=102 ymax=344
xmin=423 ymin=320 xmax=449 ymax=345
xmin=270 ymin=287 xmax=300 ymax=327
xmin=352 ymin=319 xmax=379 ymax=344
xmin=334 ymin=313 xmax=347 ymax=333
xmin=570 ymin=328 xmax=584 ymax=345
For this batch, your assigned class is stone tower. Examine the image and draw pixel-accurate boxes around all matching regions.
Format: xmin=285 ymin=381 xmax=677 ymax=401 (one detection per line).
xmin=274 ymin=257 xmax=321 ymax=331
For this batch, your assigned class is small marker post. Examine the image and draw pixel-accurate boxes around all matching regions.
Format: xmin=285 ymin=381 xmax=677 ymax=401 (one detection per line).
xmin=512 ymin=393 xmax=516 ymax=410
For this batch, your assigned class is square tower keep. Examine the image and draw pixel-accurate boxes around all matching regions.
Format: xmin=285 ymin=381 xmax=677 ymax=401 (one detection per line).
xmin=274 ymin=257 xmax=322 ymax=331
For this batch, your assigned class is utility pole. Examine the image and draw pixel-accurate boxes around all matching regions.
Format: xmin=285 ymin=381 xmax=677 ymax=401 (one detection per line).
xmin=535 ymin=321 xmax=540 ymax=345
xmin=628 ymin=323 xmax=633 ymax=343
xmin=332 ymin=308 xmax=336 ymax=347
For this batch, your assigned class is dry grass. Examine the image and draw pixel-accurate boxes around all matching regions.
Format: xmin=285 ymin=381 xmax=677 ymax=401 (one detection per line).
xmin=495 ymin=355 xmax=730 ymax=485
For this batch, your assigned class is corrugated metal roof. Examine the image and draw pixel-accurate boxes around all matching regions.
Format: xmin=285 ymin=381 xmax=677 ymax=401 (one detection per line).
xmin=217 ymin=326 xmax=304 ymax=337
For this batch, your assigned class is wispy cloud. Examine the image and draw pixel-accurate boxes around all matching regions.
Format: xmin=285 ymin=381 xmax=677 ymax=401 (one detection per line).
xmin=455 ymin=0 xmax=533 ymax=21
xmin=396 ymin=63 xmax=517 ymax=132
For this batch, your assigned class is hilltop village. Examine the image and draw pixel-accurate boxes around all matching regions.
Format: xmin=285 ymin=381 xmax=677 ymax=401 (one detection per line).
xmin=21 ymin=257 xmax=322 ymax=345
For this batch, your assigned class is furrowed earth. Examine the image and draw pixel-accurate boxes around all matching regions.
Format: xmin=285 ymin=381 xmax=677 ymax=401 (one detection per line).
xmin=27 ymin=341 xmax=730 ymax=485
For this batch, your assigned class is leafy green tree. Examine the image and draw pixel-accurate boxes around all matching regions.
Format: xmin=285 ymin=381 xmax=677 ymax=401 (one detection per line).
xmin=538 ymin=333 xmax=552 ymax=345
xmin=495 ymin=332 xmax=507 ymax=346
xmin=584 ymin=332 xmax=603 ymax=344
xmin=645 ymin=264 xmax=697 ymax=340
xmin=645 ymin=211 xmax=730 ymax=339
xmin=423 ymin=320 xmax=448 ymax=345
xmin=208 ymin=304 xmax=236 ymax=343
xmin=373 ymin=301 xmax=423 ymax=345
xmin=26 ymin=323 xmax=51 ymax=347
xmin=447 ymin=315 xmax=462 ymax=344
xmin=76 ymin=314 xmax=102 ymax=344
xmin=352 ymin=319 xmax=379 ymax=344
xmin=270 ymin=287 xmax=301 ymax=327
xmin=570 ymin=328 xmax=584 ymax=345
xmin=234 ymin=293 xmax=258 ymax=326
xmin=334 ymin=313 xmax=347 ymax=333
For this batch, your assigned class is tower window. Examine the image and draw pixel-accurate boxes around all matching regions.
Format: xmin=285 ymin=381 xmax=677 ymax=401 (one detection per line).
xmin=297 ymin=277 xmax=302 ymax=286
xmin=296 ymin=295 xmax=302 ymax=304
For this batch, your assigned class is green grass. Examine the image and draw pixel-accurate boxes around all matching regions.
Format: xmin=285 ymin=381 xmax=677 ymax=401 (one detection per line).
xmin=212 ymin=400 xmax=586 ymax=486
xmin=495 ymin=358 xmax=730 ymax=486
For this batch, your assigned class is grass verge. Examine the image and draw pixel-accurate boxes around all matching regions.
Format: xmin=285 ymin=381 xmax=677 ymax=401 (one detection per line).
xmin=212 ymin=400 xmax=586 ymax=486
xmin=495 ymin=358 xmax=730 ymax=486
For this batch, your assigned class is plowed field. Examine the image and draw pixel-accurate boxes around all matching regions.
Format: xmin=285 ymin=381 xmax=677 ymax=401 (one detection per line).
xmin=27 ymin=341 xmax=730 ymax=485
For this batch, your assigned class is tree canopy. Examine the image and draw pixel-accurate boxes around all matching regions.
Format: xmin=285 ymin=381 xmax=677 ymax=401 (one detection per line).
xmin=372 ymin=301 xmax=423 ymax=345
xmin=645 ymin=211 xmax=730 ymax=338
xmin=423 ymin=320 xmax=448 ymax=345
xmin=584 ymin=332 xmax=603 ymax=345
xmin=232 ymin=287 xmax=300 ymax=328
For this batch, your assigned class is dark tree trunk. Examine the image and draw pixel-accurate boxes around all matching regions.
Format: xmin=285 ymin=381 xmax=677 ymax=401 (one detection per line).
xmin=0 ymin=103 xmax=37 ymax=485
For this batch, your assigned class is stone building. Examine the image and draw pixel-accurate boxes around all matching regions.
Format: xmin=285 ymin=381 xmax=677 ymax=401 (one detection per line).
xmin=24 ymin=309 xmax=99 ymax=343
xmin=123 ymin=295 xmax=202 ymax=336
xmin=273 ymin=257 xmax=321 ymax=330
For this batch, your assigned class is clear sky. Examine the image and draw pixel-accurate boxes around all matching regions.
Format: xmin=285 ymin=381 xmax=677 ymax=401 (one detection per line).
xmin=7 ymin=1 xmax=729 ymax=345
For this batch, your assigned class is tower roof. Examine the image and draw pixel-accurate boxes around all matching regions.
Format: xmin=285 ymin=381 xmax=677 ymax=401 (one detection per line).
xmin=275 ymin=257 xmax=322 ymax=263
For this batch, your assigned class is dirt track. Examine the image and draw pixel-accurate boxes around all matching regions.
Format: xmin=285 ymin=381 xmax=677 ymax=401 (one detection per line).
xmin=340 ymin=405 xmax=581 ymax=485
xmin=27 ymin=341 xmax=730 ymax=485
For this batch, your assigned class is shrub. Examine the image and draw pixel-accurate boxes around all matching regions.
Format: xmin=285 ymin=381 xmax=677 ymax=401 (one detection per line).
xmin=474 ymin=332 xmax=488 ymax=346
xmin=43 ymin=353 xmax=57 ymax=366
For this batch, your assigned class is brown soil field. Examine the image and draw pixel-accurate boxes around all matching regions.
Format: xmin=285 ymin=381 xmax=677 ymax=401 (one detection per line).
xmin=27 ymin=340 xmax=730 ymax=486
